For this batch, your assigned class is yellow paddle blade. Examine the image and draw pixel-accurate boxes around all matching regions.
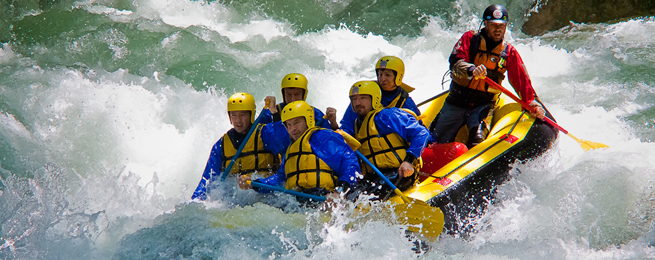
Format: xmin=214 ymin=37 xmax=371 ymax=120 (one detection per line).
xmin=567 ymin=133 xmax=609 ymax=151
xmin=393 ymin=188 xmax=412 ymax=204
xmin=347 ymin=199 xmax=445 ymax=241
xmin=393 ymin=199 xmax=444 ymax=241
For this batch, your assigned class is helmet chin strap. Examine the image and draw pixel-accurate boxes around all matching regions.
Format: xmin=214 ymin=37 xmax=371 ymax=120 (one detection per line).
xmin=477 ymin=20 xmax=484 ymax=33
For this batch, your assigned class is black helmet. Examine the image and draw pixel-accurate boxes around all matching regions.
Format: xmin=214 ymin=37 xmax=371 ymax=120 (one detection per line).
xmin=482 ymin=4 xmax=508 ymax=23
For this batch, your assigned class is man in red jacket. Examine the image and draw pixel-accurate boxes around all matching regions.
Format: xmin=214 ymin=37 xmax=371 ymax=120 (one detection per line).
xmin=431 ymin=4 xmax=545 ymax=148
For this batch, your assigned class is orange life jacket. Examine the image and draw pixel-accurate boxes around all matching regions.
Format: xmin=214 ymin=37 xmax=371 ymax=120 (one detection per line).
xmin=453 ymin=33 xmax=509 ymax=93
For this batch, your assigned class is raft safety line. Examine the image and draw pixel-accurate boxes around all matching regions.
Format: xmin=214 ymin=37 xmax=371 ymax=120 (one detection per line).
xmin=427 ymin=110 xmax=528 ymax=181
xmin=417 ymin=91 xmax=449 ymax=107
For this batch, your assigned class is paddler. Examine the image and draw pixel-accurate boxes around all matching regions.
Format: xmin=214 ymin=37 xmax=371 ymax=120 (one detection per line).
xmin=339 ymin=56 xmax=422 ymax=134
xmin=265 ymin=73 xmax=339 ymax=130
xmin=239 ymin=100 xmax=360 ymax=204
xmin=348 ymin=81 xmax=429 ymax=200
xmin=431 ymin=4 xmax=546 ymax=148
xmin=191 ymin=92 xmax=287 ymax=200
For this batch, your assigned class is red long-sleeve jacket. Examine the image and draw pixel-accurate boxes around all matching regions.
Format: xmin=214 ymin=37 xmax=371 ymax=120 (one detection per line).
xmin=448 ymin=29 xmax=536 ymax=106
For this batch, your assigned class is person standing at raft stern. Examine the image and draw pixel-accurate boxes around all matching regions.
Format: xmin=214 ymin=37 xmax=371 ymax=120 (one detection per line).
xmin=349 ymin=81 xmax=429 ymax=199
xmin=239 ymin=101 xmax=360 ymax=203
xmin=191 ymin=92 xmax=284 ymax=201
xmin=340 ymin=56 xmax=421 ymax=136
xmin=265 ymin=73 xmax=339 ymax=130
xmin=431 ymin=4 xmax=545 ymax=148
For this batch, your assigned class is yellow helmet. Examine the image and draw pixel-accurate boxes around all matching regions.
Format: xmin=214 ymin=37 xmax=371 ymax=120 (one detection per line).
xmin=227 ymin=92 xmax=256 ymax=123
xmin=349 ymin=80 xmax=382 ymax=110
xmin=281 ymin=73 xmax=308 ymax=103
xmin=280 ymin=100 xmax=315 ymax=129
xmin=375 ymin=56 xmax=405 ymax=87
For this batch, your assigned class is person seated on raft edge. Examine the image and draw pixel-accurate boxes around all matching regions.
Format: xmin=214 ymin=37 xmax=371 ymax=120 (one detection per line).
xmin=431 ymin=4 xmax=545 ymax=149
xmin=339 ymin=56 xmax=425 ymax=135
xmin=191 ymin=92 xmax=288 ymax=201
xmin=239 ymin=100 xmax=360 ymax=206
xmin=265 ymin=73 xmax=339 ymax=131
xmin=348 ymin=81 xmax=429 ymax=200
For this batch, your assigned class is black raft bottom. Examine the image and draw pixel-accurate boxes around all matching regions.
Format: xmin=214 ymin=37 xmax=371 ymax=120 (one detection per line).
xmin=428 ymin=117 xmax=558 ymax=236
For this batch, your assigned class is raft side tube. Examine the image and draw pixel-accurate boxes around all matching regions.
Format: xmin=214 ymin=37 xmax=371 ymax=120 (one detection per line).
xmin=392 ymin=93 xmax=558 ymax=233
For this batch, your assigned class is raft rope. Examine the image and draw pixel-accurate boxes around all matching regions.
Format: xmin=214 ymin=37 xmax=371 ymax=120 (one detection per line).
xmin=427 ymin=110 xmax=527 ymax=180
xmin=417 ymin=90 xmax=449 ymax=108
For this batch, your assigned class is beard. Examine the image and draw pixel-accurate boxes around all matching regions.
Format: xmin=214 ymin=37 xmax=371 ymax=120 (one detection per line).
xmin=354 ymin=105 xmax=370 ymax=117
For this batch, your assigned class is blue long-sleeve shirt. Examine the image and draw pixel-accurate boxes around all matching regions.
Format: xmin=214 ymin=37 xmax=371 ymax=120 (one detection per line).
xmin=191 ymin=118 xmax=289 ymax=200
xmin=256 ymin=128 xmax=360 ymax=190
xmin=340 ymin=87 xmax=421 ymax=135
xmin=348 ymin=107 xmax=429 ymax=162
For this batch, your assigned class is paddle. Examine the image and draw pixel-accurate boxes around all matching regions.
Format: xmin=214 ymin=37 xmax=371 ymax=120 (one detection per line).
xmin=484 ymin=77 xmax=609 ymax=151
xmin=247 ymin=181 xmax=326 ymax=202
xmin=354 ymin=150 xmax=444 ymax=239
xmin=220 ymin=107 xmax=268 ymax=181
